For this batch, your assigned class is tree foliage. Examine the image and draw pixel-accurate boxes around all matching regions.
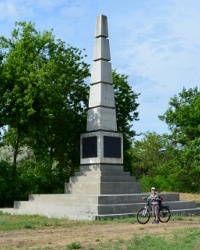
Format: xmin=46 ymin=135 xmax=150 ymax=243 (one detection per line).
xmin=113 ymin=70 xmax=139 ymax=137
xmin=113 ymin=70 xmax=140 ymax=172
xmin=131 ymin=132 xmax=171 ymax=191
xmin=159 ymin=87 xmax=200 ymax=144
xmin=159 ymin=87 xmax=200 ymax=192
xmin=0 ymin=22 xmax=140 ymax=206
xmin=132 ymin=87 xmax=200 ymax=193
xmin=0 ymin=22 xmax=90 ymax=204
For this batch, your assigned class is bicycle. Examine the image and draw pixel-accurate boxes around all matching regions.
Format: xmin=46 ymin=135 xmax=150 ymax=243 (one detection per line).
xmin=137 ymin=198 xmax=171 ymax=224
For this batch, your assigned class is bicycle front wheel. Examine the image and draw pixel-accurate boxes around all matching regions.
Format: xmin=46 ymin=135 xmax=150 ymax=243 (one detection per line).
xmin=159 ymin=206 xmax=171 ymax=223
xmin=137 ymin=208 xmax=150 ymax=224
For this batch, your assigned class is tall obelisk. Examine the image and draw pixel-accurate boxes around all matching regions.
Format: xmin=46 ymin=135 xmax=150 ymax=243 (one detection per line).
xmin=80 ymin=14 xmax=123 ymax=166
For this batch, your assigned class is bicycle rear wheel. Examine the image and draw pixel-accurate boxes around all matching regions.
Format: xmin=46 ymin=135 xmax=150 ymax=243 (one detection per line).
xmin=137 ymin=208 xmax=150 ymax=224
xmin=159 ymin=206 xmax=171 ymax=223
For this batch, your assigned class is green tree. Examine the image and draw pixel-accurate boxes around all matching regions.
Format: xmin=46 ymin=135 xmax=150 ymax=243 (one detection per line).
xmin=0 ymin=21 xmax=90 ymax=165
xmin=159 ymin=87 xmax=200 ymax=144
xmin=131 ymin=87 xmax=200 ymax=193
xmin=130 ymin=132 xmax=171 ymax=191
xmin=159 ymin=87 xmax=200 ymax=192
xmin=113 ymin=70 xmax=140 ymax=172
xmin=0 ymin=21 xmax=90 ymax=198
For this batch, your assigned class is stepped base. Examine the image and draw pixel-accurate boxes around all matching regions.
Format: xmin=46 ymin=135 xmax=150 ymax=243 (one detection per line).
xmin=0 ymin=164 xmax=199 ymax=220
xmin=1 ymin=193 xmax=200 ymax=220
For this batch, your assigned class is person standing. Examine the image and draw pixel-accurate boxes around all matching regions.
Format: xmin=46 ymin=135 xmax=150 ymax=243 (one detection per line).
xmin=147 ymin=187 xmax=160 ymax=224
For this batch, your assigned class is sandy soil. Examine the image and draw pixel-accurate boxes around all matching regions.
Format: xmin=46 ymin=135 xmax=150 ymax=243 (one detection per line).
xmin=0 ymin=219 xmax=200 ymax=249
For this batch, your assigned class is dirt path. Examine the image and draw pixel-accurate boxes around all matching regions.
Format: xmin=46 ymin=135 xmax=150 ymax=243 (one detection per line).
xmin=0 ymin=220 xmax=200 ymax=249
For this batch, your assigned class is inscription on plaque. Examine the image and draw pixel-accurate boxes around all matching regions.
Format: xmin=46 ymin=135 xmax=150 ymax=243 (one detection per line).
xmin=104 ymin=136 xmax=121 ymax=158
xmin=82 ymin=136 xmax=97 ymax=158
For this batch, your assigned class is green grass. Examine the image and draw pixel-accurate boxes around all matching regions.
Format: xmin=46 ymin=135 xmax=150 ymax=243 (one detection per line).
xmin=96 ymin=227 xmax=200 ymax=250
xmin=0 ymin=211 xmax=94 ymax=231
xmin=0 ymin=211 xmax=198 ymax=231
xmin=0 ymin=212 xmax=200 ymax=249
xmin=129 ymin=228 xmax=200 ymax=250
xmin=0 ymin=211 xmax=137 ymax=231
xmin=66 ymin=241 xmax=82 ymax=249
xmin=0 ymin=212 xmax=57 ymax=231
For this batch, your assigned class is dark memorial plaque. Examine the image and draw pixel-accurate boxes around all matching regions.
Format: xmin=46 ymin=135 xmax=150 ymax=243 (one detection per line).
xmin=104 ymin=136 xmax=121 ymax=158
xmin=82 ymin=136 xmax=97 ymax=158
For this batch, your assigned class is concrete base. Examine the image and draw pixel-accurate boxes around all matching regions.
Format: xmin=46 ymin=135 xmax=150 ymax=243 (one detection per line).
xmin=1 ymin=164 xmax=200 ymax=220
xmin=65 ymin=164 xmax=141 ymax=195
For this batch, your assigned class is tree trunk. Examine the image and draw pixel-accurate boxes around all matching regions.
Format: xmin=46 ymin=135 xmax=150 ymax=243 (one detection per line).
xmin=13 ymin=133 xmax=19 ymax=167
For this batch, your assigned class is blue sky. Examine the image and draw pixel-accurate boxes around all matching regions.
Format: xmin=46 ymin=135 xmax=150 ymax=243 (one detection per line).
xmin=0 ymin=0 xmax=200 ymax=137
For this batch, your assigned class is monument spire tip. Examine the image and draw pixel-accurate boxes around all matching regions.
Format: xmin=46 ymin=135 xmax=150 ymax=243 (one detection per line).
xmin=95 ymin=14 xmax=108 ymax=38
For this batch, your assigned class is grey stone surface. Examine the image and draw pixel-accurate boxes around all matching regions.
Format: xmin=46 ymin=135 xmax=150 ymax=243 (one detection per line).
xmin=90 ymin=60 xmax=113 ymax=84
xmin=88 ymin=83 xmax=115 ymax=108
xmin=93 ymin=37 xmax=110 ymax=61
xmin=86 ymin=14 xmax=116 ymax=133
xmin=95 ymin=14 xmax=108 ymax=38
xmin=86 ymin=108 xmax=117 ymax=132
xmin=1 ymin=191 xmax=200 ymax=220
xmin=80 ymin=132 xmax=123 ymax=165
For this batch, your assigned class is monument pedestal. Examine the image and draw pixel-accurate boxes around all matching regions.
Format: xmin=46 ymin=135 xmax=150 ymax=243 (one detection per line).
xmin=65 ymin=164 xmax=141 ymax=195
xmin=81 ymin=131 xmax=123 ymax=165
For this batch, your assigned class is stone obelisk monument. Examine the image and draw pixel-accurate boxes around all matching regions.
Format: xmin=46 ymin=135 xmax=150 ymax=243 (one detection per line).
xmin=81 ymin=14 xmax=123 ymax=167
xmin=65 ymin=14 xmax=141 ymax=200
xmin=1 ymin=14 xmax=199 ymax=220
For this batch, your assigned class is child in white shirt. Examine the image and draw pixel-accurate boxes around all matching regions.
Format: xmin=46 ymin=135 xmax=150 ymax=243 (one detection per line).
xmin=147 ymin=187 xmax=160 ymax=224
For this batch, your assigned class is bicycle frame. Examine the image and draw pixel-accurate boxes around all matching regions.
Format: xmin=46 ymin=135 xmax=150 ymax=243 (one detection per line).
xmin=137 ymin=199 xmax=171 ymax=224
xmin=143 ymin=198 xmax=167 ymax=213
xmin=142 ymin=203 xmax=151 ymax=216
